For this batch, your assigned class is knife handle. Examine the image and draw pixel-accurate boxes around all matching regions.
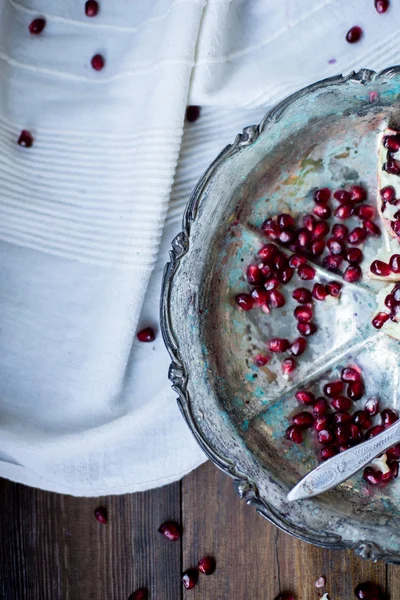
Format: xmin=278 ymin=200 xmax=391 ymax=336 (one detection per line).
xmin=287 ymin=420 xmax=400 ymax=501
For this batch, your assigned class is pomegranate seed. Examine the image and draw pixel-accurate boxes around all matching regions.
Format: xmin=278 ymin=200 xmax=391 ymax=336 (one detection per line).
xmin=235 ymin=294 xmax=254 ymax=311
xmin=332 ymin=223 xmax=348 ymax=240
xmin=158 ymin=521 xmax=181 ymax=541
xmin=265 ymin=277 xmax=280 ymax=291
xmin=247 ymin=264 xmax=263 ymax=284
xmin=353 ymin=410 xmax=372 ymax=430
xmin=137 ymin=327 xmax=156 ymax=342
xmin=350 ymin=185 xmax=367 ymax=203
xmin=312 ymin=221 xmax=330 ymax=239
xmin=385 ymin=155 xmax=400 ymax=175
xmin=387 ymin=444 xmax=400 ymax=460
xmin=186 ymin=106 xmax=201 ymax=123
xmin=348 ymin=227 xmax=366 ymax=244
xmin=29 ymin=18 xmax=46 ymax=34
xmin=198 ymin=556 xmax=216 ymax=575
xmin=94 ymin=506 xmax=108 ymax=524
xmin=385 ymin=294 xmax=394 ymax=309
xmin=375 ymin=0 xmax=389 ymax=14
xmin=258 ymin=243 xmax=277 ymax=262
xmin=310 ymin=239 xmax=325 ymax=256
xmin=262 ymin=219 xmax=280 ymax=239
xmin=381 ymin=408 xmax=398 ymax=427
xmin=269 ymin=338 xmax=289 ymax=352
xmin=321 ymin=446 xmax=338 ymax=460
xmin=355 ymin=581 xmax=383 ymax=599
xmin=343 ymin=265 xmax=362 ymax=283
xmin=390 ymin=254 xmax=400 ymax=273
xmin=274 ymin=253 xmax=288 ymax=271
xmin=17 ymin=130 xmax=34 ymax=148
xmin=295 ymin=390 xmax=315 ymax=405
xmin=260 ymin=263 xmax=274 ymax=279
xmin=297 ymin=228 xmax=311 ymax=248
xmin=363 ymin=467 xmax=382 ymax=486
xmin=130 ymin=589 xmax=148 ymax=600
xmin=325 ymin=281 xmax=342 ymax=296
xmin=334 ymin=424 xmax=351 ymax=445
xmin=341 ymin=367 xmax=361 ymax=382
xmin=285 ymin=425 xmax=303 ymax=444
xmin=290 ymin=337 xmax=307 ymax=356
xmin=381 ymin=469 xmax=393 ymax=484
xmin=312 ymin=283 xmax=327 ymax=301
xmin=331 ymin=396 xmax=352 ymax=412
xmin=314 ymin=415 xmax=331 ymax=431
xmin=274 ymin=593 xmax=296 ymax=600
xmin=334 ymin=204 xmax=353 ymax=219
xmin=381 ymin=185 xmax=396 ymax=203
xmin=350 ymin=424 xmax=362 ymax=442
xmin=303 ymin=214 xmax=316 ymax=232
xmin=346 ymin=25 xmax=362 ymax=43
xmin=392 ymin=220 xmax=400 ymax=237
xmin=363 ymin=220 xmax=381 ymax=236
xmin=315 ymin=576 xmax=326 ymax=588
xmin=384 ymin=136 xmax=400 ymax=154
xmin=348 ymin=381 xmax=364 ymax=400
xmin=268 ymin=289 xmax=285 ymax=308
xmin=289 ymin=254 xmax=307 ymax=268
xmin=85 ymin=0 xmax=99 ymax=17
xmin=318 ymin=429 xmax=335 ymax=445
xmin=313 ymin=398 xmax=329 ymax=416
xmin=298 ymin=264 xmax=316 ymax=280
xmin=294 ymin=305 xmax=313 ymax=322
xmin=91 ymin=54 xmax=105 ymax=71
xmin=323 ymin=380 xmax=344 ymax=397
xmin=346 ymin=247 xmax=363 ymax=264
xmin=355 ymin=205 xmax=375 ymax=220
xmin=331 ymin=412 xmax=352 ymax=424
xmin=254 ymin=354 xmax=270 ymax=366
xmin=390 ymin=461 xmax=399 ymax=478
xmin=279 ymin=229 xmax=296 ymax=245
xmin=314 ymin=188 xmax=331 ymax=203
xmin=373 ymin=258 xmax=395 ymax=277
xmin=292 ymin=411 xmax=314 ymax=429
xmin=365 ymin=425 xmax=385 ymax=439
xmin=182 ymin=569 xmax=198 ymax=590
xmin=391 ymin=304 xmax=400 ymax=322
xmin=292 ymin=288 xmax=311 ymax=304
xmin=278 ymin=266 xmax=294 ymax=284
xmin=327 ymin=238 xmax=344 ymax=255
xmin=282 ymin=357 xmax=296 ymax=374
xmin=277 ymin=214 xmax=295 ymax=229
xmin=334 ymin=190 xmax=352 ymax=203
xmin=251 ymin=287 xmax=269 ymax=306
xmin=372 ymin=312 xmax=390 ymax=329
xmin=313 ymin=204 xmax=331 ymax=219
xmin=297 ymin=322 xmax=317 ymax=336
xmin=365 ymin=397 xmax=379 ymax=416
xmin=323 ymin=254 xmax=343 ymax=271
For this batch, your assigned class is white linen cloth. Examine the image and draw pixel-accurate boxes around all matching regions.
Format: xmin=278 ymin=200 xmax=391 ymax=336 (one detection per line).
xmin=0 ymin=0 xmax=399 ymax=495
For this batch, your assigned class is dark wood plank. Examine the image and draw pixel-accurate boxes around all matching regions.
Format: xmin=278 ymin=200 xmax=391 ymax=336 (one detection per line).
xmin=181 ymin=461 xmax=278 ymax=599
xmin=387 ymin=564 xmax=400 ymax=596
xmin=0 ymin=477 xmax=181 ymax=600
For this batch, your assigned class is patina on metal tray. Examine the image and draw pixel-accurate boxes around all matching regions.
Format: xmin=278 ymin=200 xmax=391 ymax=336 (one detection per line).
xmin=161 ymin=67 xmax=400 ymax=563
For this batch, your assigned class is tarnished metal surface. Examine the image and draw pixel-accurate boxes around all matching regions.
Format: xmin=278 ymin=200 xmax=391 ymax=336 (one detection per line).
xmin=161 ymin=68 xmax=400 ymax=562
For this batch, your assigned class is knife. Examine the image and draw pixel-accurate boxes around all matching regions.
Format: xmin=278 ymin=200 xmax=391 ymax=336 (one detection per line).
xmin=287 ymin=420 xmax=400 ymax=502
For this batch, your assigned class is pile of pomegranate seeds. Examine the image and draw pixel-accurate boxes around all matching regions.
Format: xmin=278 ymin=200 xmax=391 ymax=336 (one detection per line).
xmin=137 ymin=327 xmax=156 ymax=342
xmin=94 ymin=506 xmax=108 ymax=524
xmin=285 ymin=365 xmax=400 ymax=486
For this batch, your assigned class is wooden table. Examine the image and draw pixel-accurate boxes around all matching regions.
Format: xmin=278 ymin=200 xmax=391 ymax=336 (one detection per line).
xmin=0 ymin=462 xmax=399 ymax=599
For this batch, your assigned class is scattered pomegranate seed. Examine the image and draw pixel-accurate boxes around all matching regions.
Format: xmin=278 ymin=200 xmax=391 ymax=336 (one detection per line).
xmin=277 ymin=213 xmax=295 ymax=229
xmin=341 ymin=367 xmax=361 ymax=382
xmin=310 ymin=239 xmax=325 ymax=256
xmin=332 ymin=223 xmax=348 ymax=240
xmin=321 ymin=446 xmax=338 ymax=460
xmin=291 ymin=289 xmax=311 ymax=306
xmin=384 ymin=135 xmax=400 ymax=153
xmin=303 ymin=214 xmax=316 ymax=232
xmin=347 ymin=381 xmax=364 ymax=400
xmin=331 ymin=412 xmax=352 ymax=424
xmin=334 ymin=423 xmax=351 ymax=445
xmin=372 ymin=312 xmax=390 ymax=329
xmin=346 ymin=247 xmax=363 ymax=264
xmin=297 ymin=322 xmax=317 ymax=336
xmin=385 ymin=294 xmax=394 ymax=309
xmin=348 ymin=227 xmax=366 ymax=244
xmin=137 ymin=327 xmax=156 ymax=342
xmin=312 ymin=221 xmax=330 ymax=239
xmin=313 ymin=204 xmax=331 ymax=219
xmin=129 ymin=589 xmax=148 ymax=600
xmin=315 ymin=577 xmax=326 ymax=589
xmin=317 ymin=429 xmax=335 ymax=445
xmin=325 ymin=281 xmax=342 ymax=296
xmin=381 ymin=185 xmax=396 ymax=202
xmin=186 ymin=106 xmax=201 ymax=122
xmin=262 ymin=218 xmax=280 ymax=239
xmin=290 ymin=337 xmax=307 ymax=357
xmin=313 ymin=397 xmax=329 ymax=416
xmin=85 ymin=0 xmax=99 ymax=17
xmin=352 ymin=410 xmax=372 ymax=430
xmin=312 ymin=283 xmax=327 ymax=301
xmin=182 ymin=569 xmax=198 ymax=589
xmin=355 ymin=581 xmax=383 ymax=600
xmin=334 ymin=190 xmax=352 ymax=203
xmin=94 ymin=506 xmax=108 ymax=524
xmin=282 ymin=357 xmax=296 ymax=374
xmin=91 ymin=54 xmax=105 ymax=71
xmin=350 ymin=185 xmax=367 ymax=203
xmin=335 ymin=204 xmax=353 ymax=219
xmin=365 ymin=425 xmax=385 ymax=439
xmin=298 ymin=264 xmax=316 ymax=280
xmin=268 ymin=289 xmax=286 ymax=308
xmin=323 ymin=380 xmax=344 ymax=397
xmin=251 ymin=287 xmax=269 ymax=306
xmin=254 ymin=354 xmax=270 ymax=366
xmin=346 ymin=25 xmax=362 ymax=43
xmin=246 ymin=265 xmax=263 ymax=285
xmin=314 ymin=188 xmax=331 ymax=203
xmin=158 ymin=521 xmax=181 ymax=541
xmin=292 ymin=411 xmax=314 ymax=429
xmin=294 ymin=305 xmax=313 ymax=322
xmin=198 ymin=556 xmax=216 ymax=575
xmin=323 ymin=254 xmax=343 ymax=271
xmin=29 ymin=18 xmax=46 ymax=34
xmin=295 ymin=390 xmax=315 ymax=405
xmin=343 ymin=265 xmax=362 ymax=283
xmin=363 ymin=220 xmax=381 ymax=236
xmin=258 ymin=243 xmax=277 ymax=262
xmin=269 ymin=338 xmax=289 ymax=352
xmin=265 ymin=277 xmax=280 ymax=291
xmin=331 ymin=396 xmax=352 ymax=412
xmin=17 ymin=130 xmax=33 ymax=148
xmin=314 ymin=415 xmax=331 ymax=431
xmin=381 ymin=408 xmax=398 ymax=427
xmin=355 ymin=205 xmax=375 ymax=220
xmin=285 ymin=425 xmax=303 ymax=444
xmin=235 ymin=294 xmax=254 ymax=311
xmin=365 ymin=397 xmax=379 ymax=416
xmin=390 ymin=254 xmax=400 ymax=273
xmin=375 ymin=0 xmax=389 ymax=13
xmin=363 ymin=467 xmax=382 ymax=486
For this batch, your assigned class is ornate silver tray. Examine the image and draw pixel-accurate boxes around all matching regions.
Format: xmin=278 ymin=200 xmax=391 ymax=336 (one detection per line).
xmin=161 ymin=68 xmax=400 ymax=563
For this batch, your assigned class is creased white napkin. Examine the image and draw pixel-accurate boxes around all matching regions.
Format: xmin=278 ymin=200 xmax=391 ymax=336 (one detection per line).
xmin=0 ymin=0 xmax=399 ymax=495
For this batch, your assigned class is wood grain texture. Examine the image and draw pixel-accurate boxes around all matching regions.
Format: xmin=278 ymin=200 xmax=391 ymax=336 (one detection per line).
xmin=0 ymin=477 xmax=181 ymax=600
